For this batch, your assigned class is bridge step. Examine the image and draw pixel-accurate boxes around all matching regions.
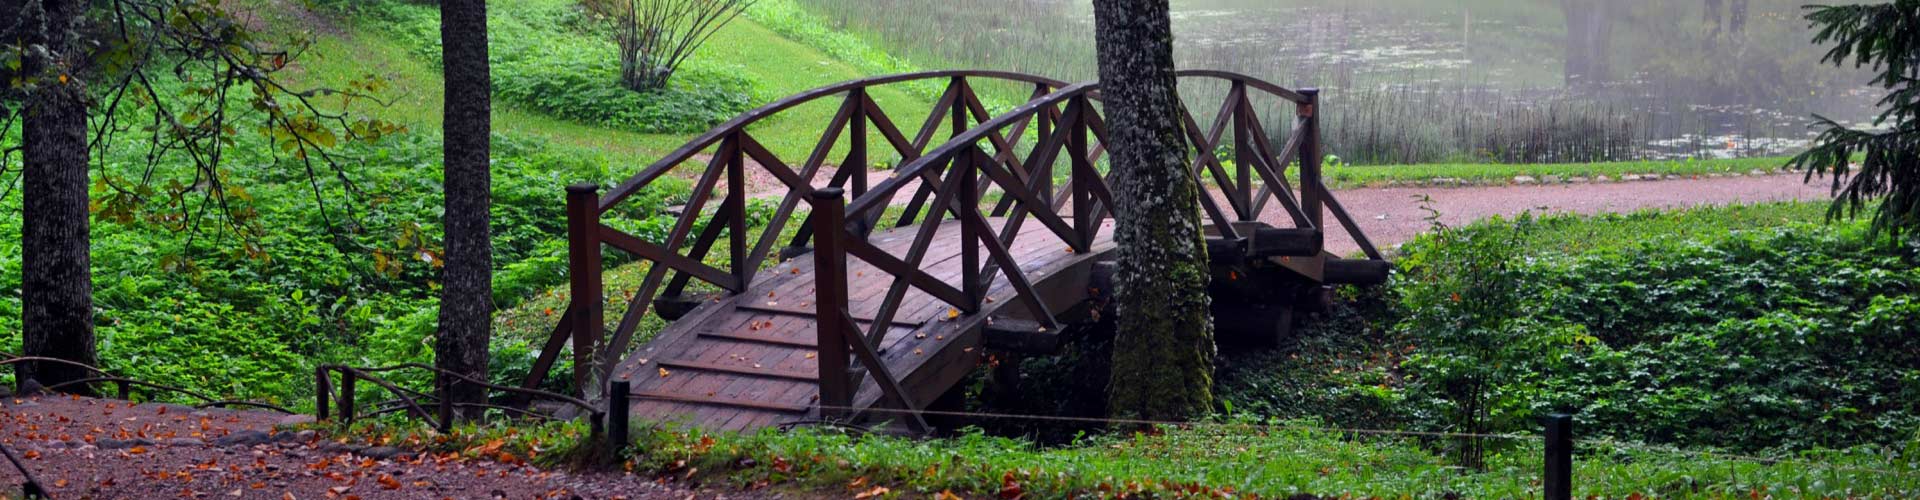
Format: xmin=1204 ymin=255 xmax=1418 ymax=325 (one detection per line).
xmin=656 ymin=358 xmax=818 ymax=382
xmin=631 ymin=389 xmax=811 ymax=413
xmin=700 ymin=330 xmax=819 ymax=348
xmin=1324 ymin=258 xmax=1392 ymax=285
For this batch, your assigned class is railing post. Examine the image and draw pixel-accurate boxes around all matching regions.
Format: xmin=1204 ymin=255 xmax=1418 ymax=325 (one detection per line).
xmin=1297 ymin=88 xmax=1324 ymax=230
xmin=959 ymin=146 xmax=983 ymax=310
xmin=1231 ymin=81 xmax=1254 ymax=221
xmin=566 ymin=183 xmax=606 ymax=396
xmin=1068 ymin=97 xmax=1095 ymax=248
xmin=850 ymin=89 xmax=869 ymax=199
xmin=315 ymin=366 xmax=331 ymax=421
xmin=436 ymin=372 xmax=454 ymax=433
xmin=608 ymin=380 xmax=631 ymax=453
xmin=727 ymin=133 xmax=751 ymax=290
xmin=809 ymin=188 xmax=853 ymax=420
xmin=1544 ymin=413 xmax=1574 ymax=500
xmin=339 ymin=370 xmax=357 ymax=425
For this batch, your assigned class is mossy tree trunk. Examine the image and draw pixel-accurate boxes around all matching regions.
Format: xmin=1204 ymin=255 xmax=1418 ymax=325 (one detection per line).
xmin=18 ymin=0 xmax=99 ymax=395
xmin=438 ymin=0 xmax=492 ymax=419
xmin=1090 ymin=0 xmax=1217 ymax=422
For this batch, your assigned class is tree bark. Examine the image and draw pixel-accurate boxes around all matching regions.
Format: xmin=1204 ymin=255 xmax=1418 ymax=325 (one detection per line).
xmin=19 ymin=0 xmax=99 ymax=395
xmin=437 ymin=0 xmax=492 ymax=419
xmin=1561 ymin=0 xmax=1612 ymax=88
xmin=1089 ymin=0 xmax=1216 ymax=421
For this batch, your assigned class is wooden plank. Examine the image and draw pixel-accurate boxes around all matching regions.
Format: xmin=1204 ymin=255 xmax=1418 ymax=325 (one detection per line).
xmin=655 ymin=358 xmax=817 ymax=382
xmin=632 ymin=389 xmax=810 ymax=413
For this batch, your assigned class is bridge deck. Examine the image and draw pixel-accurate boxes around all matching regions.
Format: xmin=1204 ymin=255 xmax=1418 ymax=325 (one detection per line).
xmin=610 ymin=216 xmax=1116 ymax=432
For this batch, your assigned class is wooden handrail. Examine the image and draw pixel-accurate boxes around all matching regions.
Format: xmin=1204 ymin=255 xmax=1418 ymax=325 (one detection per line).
xmin=526 ymin=70 xmax=1380 ymax=408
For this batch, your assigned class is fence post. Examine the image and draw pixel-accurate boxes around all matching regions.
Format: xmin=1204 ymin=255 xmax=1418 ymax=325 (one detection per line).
xmin=810 ymin=188 xmax=853 ymax=420
xmin=436 ymin=372 xmax=454 ymax=433
xmin=339 ymin=371 xmax=357 ymax=426
xmin=1544 ymin=413 xmax=1574 ymax=500
xmin=566 ymin=183 xmax=607 ymax=396
xmin=1297 ymin=88 xmax=1324 ymax=230
xmin=315 ymin=366 xmax=331 ymax=421
xmin=608 ymin=380 xmax=631 ymax=453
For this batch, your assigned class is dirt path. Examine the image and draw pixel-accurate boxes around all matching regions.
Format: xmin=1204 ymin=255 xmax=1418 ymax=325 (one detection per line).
xmin=0 ymin=395 xmax=781 ymax=499
xmin=1298 ymin=173 xmax=1834 ymax=256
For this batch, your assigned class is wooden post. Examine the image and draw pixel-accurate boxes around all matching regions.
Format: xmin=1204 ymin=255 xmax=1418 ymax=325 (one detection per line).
xmin=1297 ymin=88 xmax=1324 ymax=230
xmin=339 ymin=371 xmax=357 ymax=425
xmin=1231 ymin=81 xmax=1254 ymax=220
xmin=959 ymin=147 xmax=983 ymax=309
xmin=436 ymin=372 xmax=453 ymax=433
xmin=609 ymin=380 xmax=631 ymax=453
xmin=1068 ymin=97 xmax=1095 ymax=248
xmin=1544 ymin=413 xmax=1573 ymax=500
xmin=810 ymin=188 xmax=853 ymax=420
xmin=566 ymin=183 xmax=606 ymax=395
xmin=315 ymin=366 xmax=331 ymax=421
xmin=850 ymin=89 xmax=869 ymax=199
xmin=728 ymin=134 xmax=751 ymax=289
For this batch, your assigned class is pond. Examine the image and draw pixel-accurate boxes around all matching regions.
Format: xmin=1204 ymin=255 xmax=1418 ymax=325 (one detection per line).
xmin=793 ymin=0 xmax=1884 ymax=164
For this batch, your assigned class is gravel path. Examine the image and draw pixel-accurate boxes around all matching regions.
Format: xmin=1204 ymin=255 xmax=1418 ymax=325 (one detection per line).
xmin=1297 ymin=172 xmax=1835 ymax=256
xmin=0 ymin=395 xmax=790 ymax=499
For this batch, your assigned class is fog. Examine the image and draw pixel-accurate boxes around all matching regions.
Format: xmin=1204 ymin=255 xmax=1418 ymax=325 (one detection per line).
xmin=798 ymin=0 xmax=1882 ymax=163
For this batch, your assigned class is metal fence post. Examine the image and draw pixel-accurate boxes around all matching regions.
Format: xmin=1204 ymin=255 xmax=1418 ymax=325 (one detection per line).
xmin=609 ymin=380 xmax=631 ymax=453
xmin=1544 ymin=413 xmax=1573 ymax=500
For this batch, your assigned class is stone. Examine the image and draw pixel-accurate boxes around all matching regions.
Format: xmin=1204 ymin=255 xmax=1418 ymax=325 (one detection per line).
xmin=276 ymin=414 xmax=317 ymax=427
xmin=1512 ymin=175 xmax=1537 ymax=185
xmin=1568 ymin=176 xmax=1589 ymax=183
xmin=317 ymin=442 xmax=363 ymax=455
xmin=1621 ymin=174 xmax=1642 ymax=181
xmin=1665 ymin=174 xmax=1682 ymax=180
xmin=213 ymin=430 xmax=272 ymax=447
xmin=166 ymin=438 xmax=207 ymax=447
xmin=1595 ymin=175 xmax=1611 ymax=182
xmin=1542 ymin=175 xmax=1563 ymax=183
xmin=1751 ymin=169 xmax=1767 ymax=176
xmin=359 ymin=446 xmax=407 ymax=460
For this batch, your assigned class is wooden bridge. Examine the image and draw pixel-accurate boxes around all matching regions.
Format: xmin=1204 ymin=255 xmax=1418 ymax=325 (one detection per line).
xmin=517 ymin=70 xmax=1389 ymax=433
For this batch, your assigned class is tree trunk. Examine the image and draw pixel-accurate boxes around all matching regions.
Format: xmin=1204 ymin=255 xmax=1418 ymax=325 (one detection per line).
xmin=1089 ymin=0 xmax=1216 ymax=421
xmin=19 ymin=0 xmax=98 ymax=395
xmin=438 ymin=0 xmax=492 ymax=419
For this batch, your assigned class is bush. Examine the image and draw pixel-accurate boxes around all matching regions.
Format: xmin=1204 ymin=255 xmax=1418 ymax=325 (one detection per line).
xmin=349 ymin=0 xmax=755 ymax=133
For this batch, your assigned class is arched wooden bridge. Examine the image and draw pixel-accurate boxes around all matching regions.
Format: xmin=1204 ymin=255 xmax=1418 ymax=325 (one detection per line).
xmin=517 ymin=70 xmax=1389 ymax=433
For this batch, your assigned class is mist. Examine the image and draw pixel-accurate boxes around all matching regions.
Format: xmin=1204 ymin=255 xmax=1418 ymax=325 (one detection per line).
xmin=796 ymin=0 xmax=1882 ymax=164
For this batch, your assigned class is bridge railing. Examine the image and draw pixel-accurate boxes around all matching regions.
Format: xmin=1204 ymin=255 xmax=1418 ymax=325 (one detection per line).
xmin=520 ymin=71 xmax=1071 ymax=400
xmin=806 ymin=70 xmax=1383 ymax=425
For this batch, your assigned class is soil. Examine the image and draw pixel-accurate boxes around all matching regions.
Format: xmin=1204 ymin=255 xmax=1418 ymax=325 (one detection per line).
xmin=0 ymin=395 xmax=794 ymax=500
xmin=1296 ymin=172 xmax=1835 ymax=255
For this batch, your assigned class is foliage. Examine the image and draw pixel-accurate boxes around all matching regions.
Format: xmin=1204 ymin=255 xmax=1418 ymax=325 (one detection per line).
xmin=346 ymin=0 xmax=755 ymax=134
xmin=330 ymin=416 xmax=1920 ymax=499
xmin=2 ymin=0 xmax=403 ymax=238
xmin=1391 ymin=207 xmax=1583 ymax=468
xmin=585 ymin=0 xmax=757 ymax=92
xmin=1221 ymin=204 xmax=1918 ymax=458
xmin=1791 ymin=1 xmax=1920 ymax=238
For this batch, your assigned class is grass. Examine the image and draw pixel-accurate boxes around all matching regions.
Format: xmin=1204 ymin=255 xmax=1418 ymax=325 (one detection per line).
xmin=328 ymin=416 xmax=1920 ymax=500
xmin=1320 ymin=156 xmax=1798 ymax=189
xmin=1499 ymin=201 xmax=1843 ymax=254
xmin=252 ymin=0 xmax=931 ymax=166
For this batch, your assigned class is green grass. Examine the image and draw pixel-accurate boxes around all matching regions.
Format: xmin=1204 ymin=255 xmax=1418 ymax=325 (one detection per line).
xmin=1320 ymin=156 xmax=1798 ymax=189
xmin=259 ymin=0 xmax=931 ymax=167
xmin=1499 ymin=201 xmax=1842 ymax=254
xmin=330 ymin=416 xmax=1920 ymax=500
